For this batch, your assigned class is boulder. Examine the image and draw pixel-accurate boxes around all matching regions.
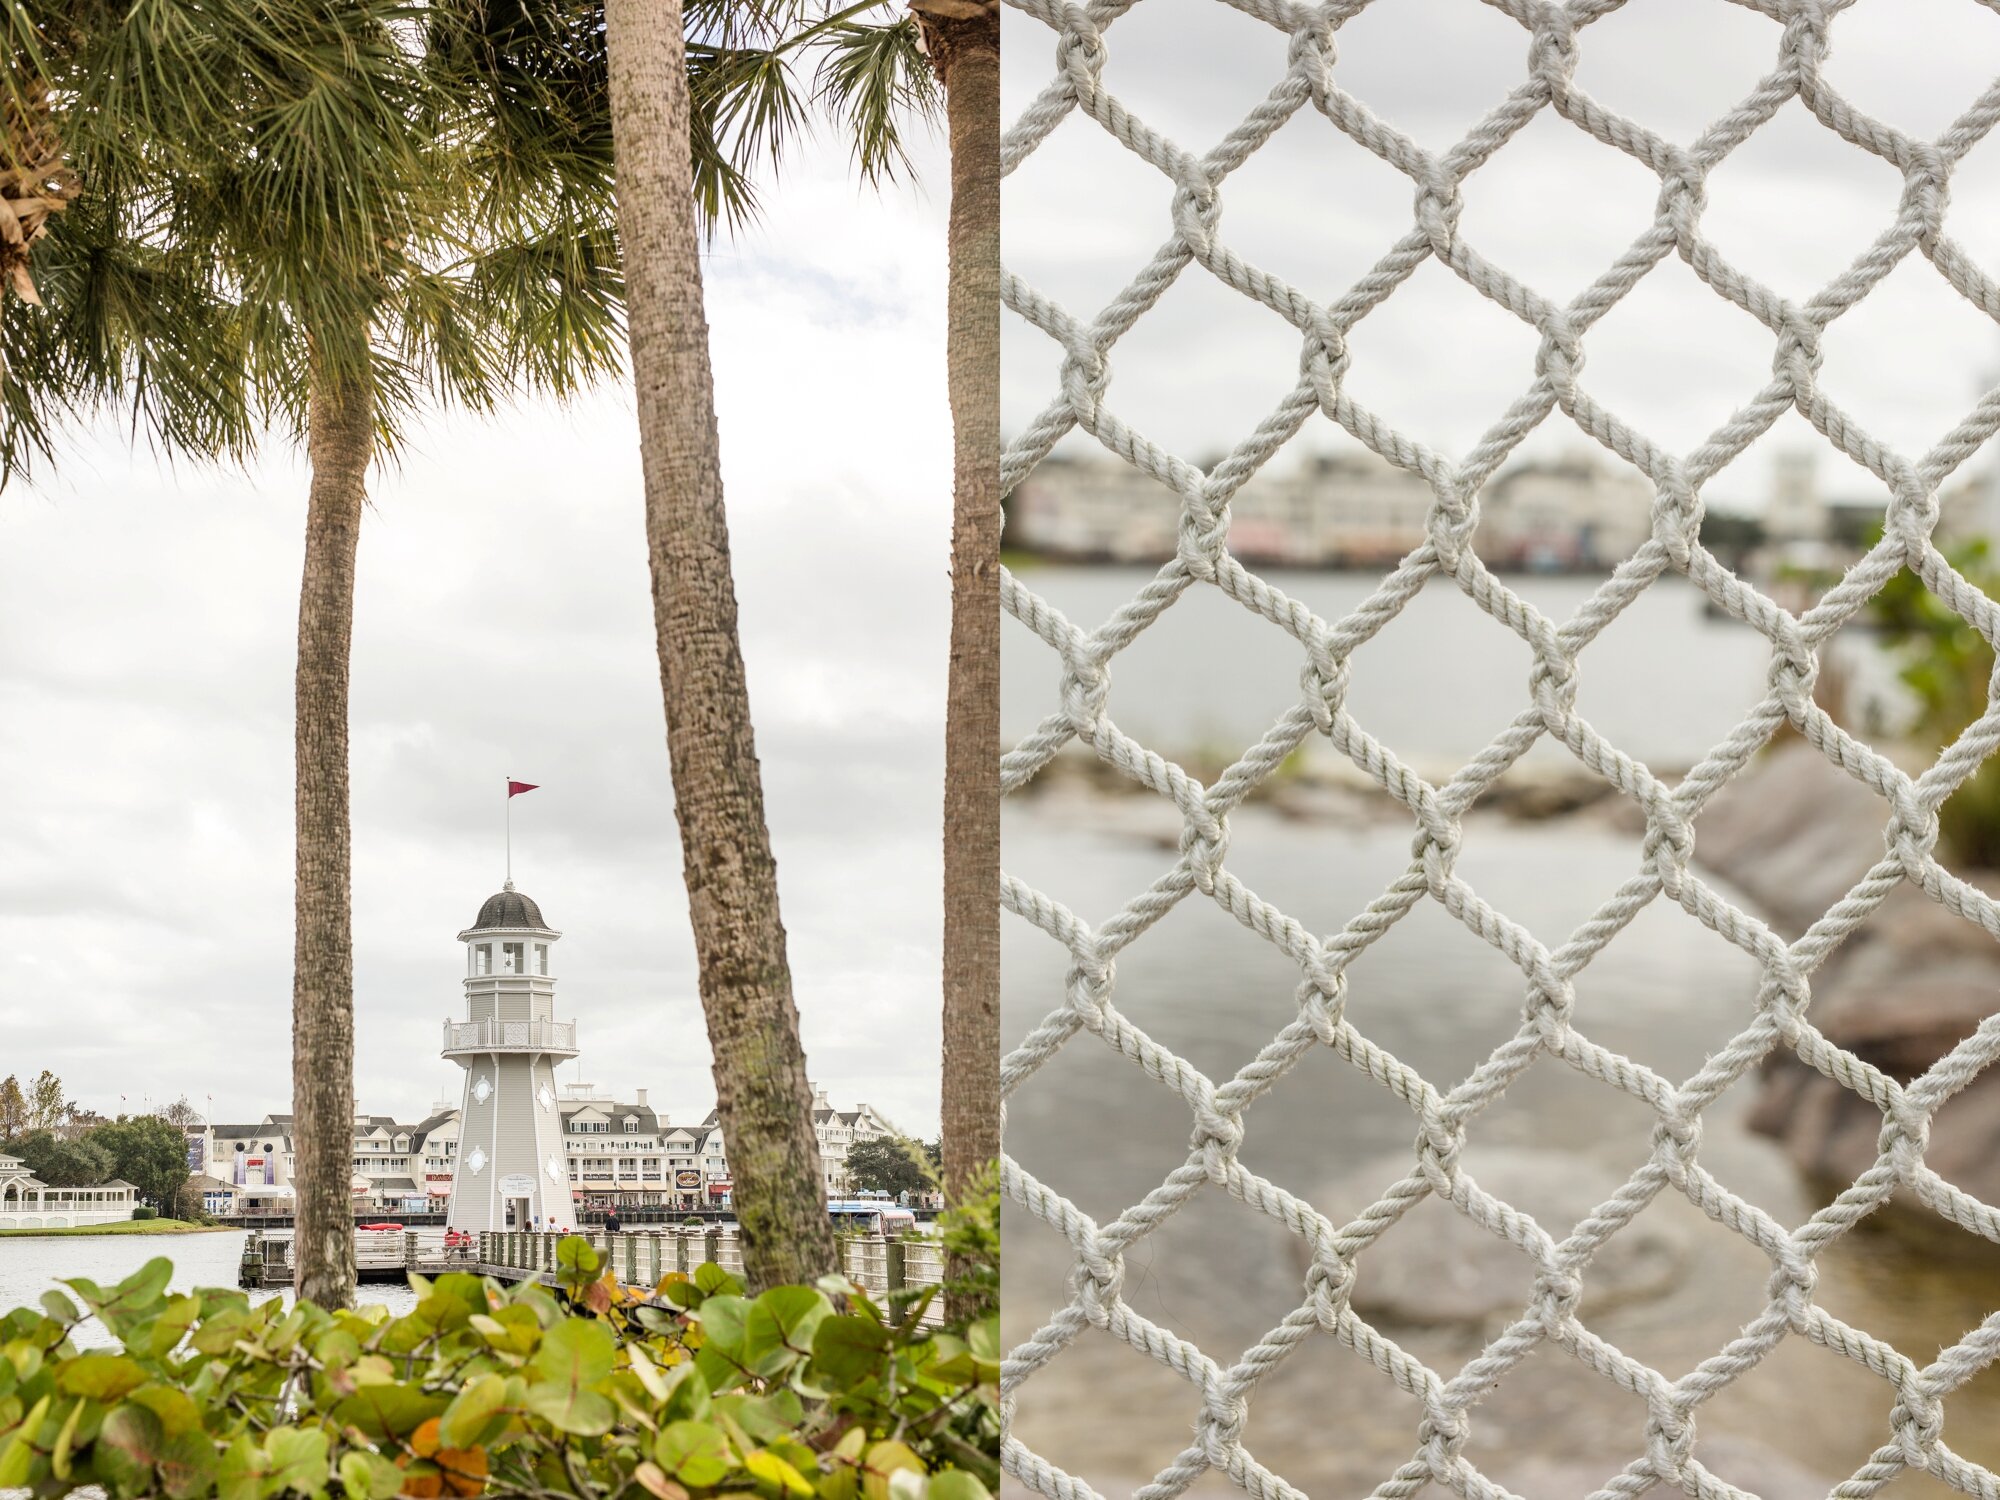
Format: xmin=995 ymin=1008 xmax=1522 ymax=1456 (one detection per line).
xmin=1698 ymin=743 xmax=2000 ymax=1203
xmin=1291 ymin=1148 xmax=1690 ymax=1326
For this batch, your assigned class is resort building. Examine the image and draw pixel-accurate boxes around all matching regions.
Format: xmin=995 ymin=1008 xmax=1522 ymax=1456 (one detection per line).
xmin=697 ymin=1088 xmax=902 ymax=1199
xmin=1007 ymin=447 xmax=1659 ymax=571
xmin=0 ymin=1151 xmax=139 ymax=1228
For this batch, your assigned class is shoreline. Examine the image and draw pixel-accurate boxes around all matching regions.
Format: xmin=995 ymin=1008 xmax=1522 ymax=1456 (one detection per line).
xmin=0 ymin=1220 xmax=236 ymax=1239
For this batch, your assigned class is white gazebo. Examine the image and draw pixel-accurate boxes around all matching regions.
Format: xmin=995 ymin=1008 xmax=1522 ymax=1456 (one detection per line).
xmin=0 ymin=1153 xmax=140 ymax=1229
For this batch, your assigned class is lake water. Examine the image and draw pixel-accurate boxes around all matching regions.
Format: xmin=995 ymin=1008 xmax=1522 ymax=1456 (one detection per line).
xmin=0 ymin=1232 xmax=418 ymax=1348
xmin=1001 ymin=741 xmax=2000 ymax=1493
xmin=1004 ymin=566 xmax=1905 ymax=772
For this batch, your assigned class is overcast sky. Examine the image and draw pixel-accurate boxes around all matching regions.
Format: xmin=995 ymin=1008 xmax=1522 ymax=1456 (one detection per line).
xmin=1001 ymin=0 xmax=2000 ymax=509
xmin=0 ymin=134 xmax=954 ymax=1139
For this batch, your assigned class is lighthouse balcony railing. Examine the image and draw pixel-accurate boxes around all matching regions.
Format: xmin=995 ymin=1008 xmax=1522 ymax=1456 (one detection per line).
xmin=441 ymin=1018 xmax=578 ymax=1055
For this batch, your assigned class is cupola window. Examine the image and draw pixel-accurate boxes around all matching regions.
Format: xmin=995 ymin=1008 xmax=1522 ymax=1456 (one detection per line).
xmin=502 ymin=942 xmax=524 ymax=974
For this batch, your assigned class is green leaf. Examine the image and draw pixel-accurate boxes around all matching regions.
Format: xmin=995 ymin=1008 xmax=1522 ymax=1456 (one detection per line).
xmin=863 ymin=1440 xmax=924 ymax=1500
xmin=656 ymin=1419 xmax=734 ymax=1488
xmin=525 ymin=1378 xmax=615 ymax=1436
xmin=696 ymin=1294 xmax=752 ymax=1355
xmin=337 ymin=1451 xmax=404 ymax=1500
xmin=926 ymin=1472 xmax=992 ymax=1500
xmin=131 ymin=1295 xmax=202 ymax=1360
xmin=744 ymin=1286 xmax=830 ymax=1368
xmin=51 ymin=1395 xmax=84 ymax=1480
xmin=263 ymin=1426 xmax=329 ymax=1496
xmin=529 ymin=1318 xmax=615 ymax=1385
xmin=744 ymin=1446 xmax=815 ymax=1497
xmin=57 ymin=1352 xmax=148 ymax=1401
xmin=812 ymin=1315 xmax=891 ymax=1386
xmin=524 ymin=1318 xmax=618 ymax=1436
xmin=39 ymin=1290 xmax=79 ymax=1326
xmin=331 ymin=1381 xmax=446 ymax=1441
xmin=127 ymin=1384 xmax=203 ymax=1448
xmin=693 ymin=1262 xmax=743 ymax=1297
xmin=0 ymin=1394 xmax=50 ymax=1486
xmin=554 ymin=1235 xmax=601 ymax=1288
xmin=93 ymin=1401 xmax=162 ymax=1495
xmin=441 ymin=1372 xmax=507 ymax=1448
xmin=156 ymin=1430 xmax=218 ymax=1500
xmin=966 ymin=1318 xmax=998 ymax=1362
xmin=216 ymin=1433 xmax=267 ymax=1500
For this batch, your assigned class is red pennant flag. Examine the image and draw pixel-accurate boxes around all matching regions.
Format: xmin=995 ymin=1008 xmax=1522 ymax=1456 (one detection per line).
xmin=508 ymin=780 xmax=540 ymax=797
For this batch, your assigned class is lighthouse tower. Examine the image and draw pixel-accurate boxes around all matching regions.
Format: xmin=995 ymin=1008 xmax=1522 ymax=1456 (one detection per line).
xmin=443 ymin=882 xmax=577 ymax=1233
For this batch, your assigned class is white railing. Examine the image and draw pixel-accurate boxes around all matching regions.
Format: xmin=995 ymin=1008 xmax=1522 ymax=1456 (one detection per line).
xmin=440 ymin=1018 xmax=577 ymax=1054
xmin=477 ymin=1230 xmax=946 ymax=1328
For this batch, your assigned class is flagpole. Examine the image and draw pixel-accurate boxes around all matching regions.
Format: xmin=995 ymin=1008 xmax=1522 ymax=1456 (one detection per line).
xmin=506 ymin=776 xmax=512 ymax=885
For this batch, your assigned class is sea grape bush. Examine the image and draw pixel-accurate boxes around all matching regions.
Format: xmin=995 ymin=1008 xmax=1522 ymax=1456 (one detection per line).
xmin=0 ymin=1236 xmax=998 ymax=1499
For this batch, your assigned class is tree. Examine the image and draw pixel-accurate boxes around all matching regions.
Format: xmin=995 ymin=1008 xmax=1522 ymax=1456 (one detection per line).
xmin=0 ymin=1076 xmax=24 ymax=1143
xmin=842 ymin=1135 xmax=935 ymax=1199
xmin=25 ymin=1069 xmax=63 ymax=1132
xmin=910 ymin=0 xmax=999 ymax=1321
xmin=602 ymin=0 xmax=834 ymax=1291
xmin=91 ymin=1116 xmax=193 ymax=1216
xmin=10 ymin=1128 xmax=110 ymax=1188
xmin=10 ymin=0 xmax=624 ymax=1308
xmin=597 ymin=0 xmax=932 ymax=1290
xmin=155 ymin=1097 xmax=202 ymax=1129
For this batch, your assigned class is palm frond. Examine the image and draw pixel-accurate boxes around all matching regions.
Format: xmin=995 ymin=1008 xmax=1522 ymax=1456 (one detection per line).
xmin=812 ymin=15 xmax=937 ymax=187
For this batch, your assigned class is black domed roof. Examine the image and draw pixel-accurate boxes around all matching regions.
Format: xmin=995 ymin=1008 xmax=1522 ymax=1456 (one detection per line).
xmin=472 ymin=885 xmax=547 ymax=930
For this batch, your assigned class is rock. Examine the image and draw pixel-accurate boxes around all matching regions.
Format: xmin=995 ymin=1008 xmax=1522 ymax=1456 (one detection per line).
xmin=1699 ymin=743 xmax=2000 ymax=1205
xmin=1491 ymin=1434 xmax=1836 ymax=1500
xmin=1291 ymin=1148 xmax=1690 ymax=1326
xmin=1693 ymin=741 xmax=1896 ymax=936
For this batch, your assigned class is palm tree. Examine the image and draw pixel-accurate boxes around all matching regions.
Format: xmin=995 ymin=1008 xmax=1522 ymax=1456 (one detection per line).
xmin=908 ymin=0 xmax=999 ymax=1320
xmin=597 ymin=0 xmax=934 ymax=1289
xmin=7 ymin=0 xmax=624 ymax=1307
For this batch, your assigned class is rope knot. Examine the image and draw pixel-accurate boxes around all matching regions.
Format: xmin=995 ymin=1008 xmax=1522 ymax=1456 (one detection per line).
xmin=1536 ymin=310 xmax=1584 ymax=403
xmin=1526 ymin=5 xmax=1578 ymax=89
xmin=1180 ymin=811 xmax=1230 ymax=895
xmin=1058 ymin=654 xmax=1112 ymax=741
xmin=1902 ymin=141 xmax=1950 ymax=241
xmin=1890 ymin=1385 xmax=1945 ymax=1468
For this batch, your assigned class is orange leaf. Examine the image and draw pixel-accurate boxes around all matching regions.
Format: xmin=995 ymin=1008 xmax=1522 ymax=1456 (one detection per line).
xmin=437 ymin=1446 xmax=490 ymax=1497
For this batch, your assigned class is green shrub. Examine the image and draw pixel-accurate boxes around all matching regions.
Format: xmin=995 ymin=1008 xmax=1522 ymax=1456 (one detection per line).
xmin=130 ymin=1206 xmax=156 ymax=1222
xmin=1870 ymin=531 xmax=2000 ymax=867
xmin=0 ymin=1237 xmax=998 ymax=1498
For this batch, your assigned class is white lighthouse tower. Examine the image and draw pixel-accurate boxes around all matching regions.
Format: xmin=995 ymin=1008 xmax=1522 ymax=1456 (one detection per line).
xmin=442 ymin=882 xmax=578 ymax=1233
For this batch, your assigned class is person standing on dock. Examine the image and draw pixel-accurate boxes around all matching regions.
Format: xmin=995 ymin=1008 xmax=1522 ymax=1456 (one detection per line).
xmin=605 ymin=1207 xmax=622 ymax=1234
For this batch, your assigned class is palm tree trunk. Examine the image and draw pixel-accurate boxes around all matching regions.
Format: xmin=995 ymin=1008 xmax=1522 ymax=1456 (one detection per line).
xmin=292 ymin=367 xmax=371 ymax=1310
xmin=602 ymin=0 xmax=837 ymax=1291
xmin=914 ymin=0 xmax=1001 ymax=1322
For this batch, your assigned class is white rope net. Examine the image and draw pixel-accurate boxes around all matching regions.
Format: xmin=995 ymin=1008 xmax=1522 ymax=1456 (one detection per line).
xmin=998 ymin=3 xmax=2000 ymax=1499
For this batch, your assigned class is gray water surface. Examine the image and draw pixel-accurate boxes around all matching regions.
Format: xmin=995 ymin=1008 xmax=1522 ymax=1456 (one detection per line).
xmin=0 ymin=1231 xmax=419 ymax=1348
